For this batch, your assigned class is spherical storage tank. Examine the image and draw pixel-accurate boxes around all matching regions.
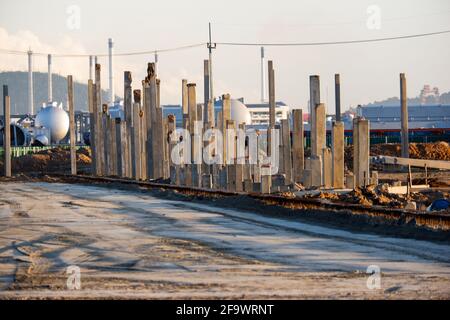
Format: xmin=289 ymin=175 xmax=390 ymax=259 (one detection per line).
xmin=230 ymin=99 xmax=252 ymax=125
xmin=35 ymin=103 xmax=70 ymax=143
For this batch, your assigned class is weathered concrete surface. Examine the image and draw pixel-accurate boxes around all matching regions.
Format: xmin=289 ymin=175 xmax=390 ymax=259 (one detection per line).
xmin=0 ymin=182 xmax=449 ymax=299
xmin=332 ymin=121 xmax=345 ymax=189
xmin=292 ymin=109 xmax=304 ymax=184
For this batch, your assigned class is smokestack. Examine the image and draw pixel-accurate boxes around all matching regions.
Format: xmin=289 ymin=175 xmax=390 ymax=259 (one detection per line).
xmin=48 ymin=54 xmax=53 ymax=103
xmin=260 ymin=47 xmax=267 ymax=103
xmin=89 ymin=55 xmax=93 ymax=80
xmin=108 ymin=38 xmax=114 ymax=105
xmin=27 ymin=50 xmax=34 ymax=115
xmin=154 ymin=52 xmax=158 ymax=76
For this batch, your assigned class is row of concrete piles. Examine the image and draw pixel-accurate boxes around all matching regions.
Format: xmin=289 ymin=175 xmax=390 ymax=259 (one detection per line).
xmin=301 ymin=74 xmax=373 ymax=191
xmin=1 ymin=61 xmax=409 ymax=191
xmin=167 ymin=65 xmax=374 ymax=192
xmin=82 ymin=62 xmax=412 ymax=194
xmin=168 ymin=60 xmax=298 ymax=193
xmin=88 ymin=62 xmax=167 ymax=181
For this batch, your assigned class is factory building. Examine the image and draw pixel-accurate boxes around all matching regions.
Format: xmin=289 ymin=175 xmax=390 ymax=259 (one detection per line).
xmin=355 ymin=104 xmax=450 ymax=143
xmin=245 ymin=102 xmax=290 ymax=125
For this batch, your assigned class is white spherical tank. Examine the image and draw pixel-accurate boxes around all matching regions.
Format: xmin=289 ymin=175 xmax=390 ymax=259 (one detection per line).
xmin=35 ymin=103 xmax=70 ymax=143
xmin=230 ymin=99 xmax=252 ymax=125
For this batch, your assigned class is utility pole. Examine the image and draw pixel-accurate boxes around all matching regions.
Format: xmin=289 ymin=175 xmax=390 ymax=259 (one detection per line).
xmin=208 ymin=22 xmax=216 ymax=107
xmin=400 ymin=73 xmax=409 ymax=158
xmin=68 ymin=75 xmax=76 ymax=175
xmin=3 ymin=85 xmax=11 ymax=177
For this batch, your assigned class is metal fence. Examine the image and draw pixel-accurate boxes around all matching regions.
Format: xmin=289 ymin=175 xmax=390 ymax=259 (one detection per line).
xmin=0 ymin=145 xmax=86 ymax=158
xmin=291 ymin=135 xmax=446 ymax=148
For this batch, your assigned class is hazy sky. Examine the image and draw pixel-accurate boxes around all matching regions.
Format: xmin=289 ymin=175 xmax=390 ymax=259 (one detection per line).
xmin=1 ymin=0 xmax=450 ymax=112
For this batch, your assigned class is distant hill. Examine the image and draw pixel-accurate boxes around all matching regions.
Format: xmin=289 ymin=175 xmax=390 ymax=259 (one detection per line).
xmin=0 ymin=71 xmax=113 ymax=115
xmin=364 ymin=91 xmax=450 ymax=107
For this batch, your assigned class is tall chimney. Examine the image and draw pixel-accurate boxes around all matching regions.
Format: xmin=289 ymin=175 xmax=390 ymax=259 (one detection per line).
xmin=108 ymin=38 xmax=114 ymax=105
xmin=27 ymin=50 xmax=34 ymax=115
xmin=48 ymin=54 xmax=53 ymax=103
xmin=154 ymin=52 xmax=158 ymax=76
xmin=89 ymin=55 xmax=93 ymax=81
xmin=260 ymin=47 xmax=267 ymax=103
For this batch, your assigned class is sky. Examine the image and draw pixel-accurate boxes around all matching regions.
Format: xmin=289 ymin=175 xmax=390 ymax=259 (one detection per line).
xmin=1 ymin=0 xmax=450 ymax=113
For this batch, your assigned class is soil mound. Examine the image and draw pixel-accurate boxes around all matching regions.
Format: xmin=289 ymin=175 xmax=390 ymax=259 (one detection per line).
xmin=0 ymin=147 xmax=91 ymax=173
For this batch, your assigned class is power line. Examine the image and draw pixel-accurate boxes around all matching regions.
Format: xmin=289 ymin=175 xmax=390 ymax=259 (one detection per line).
xmin=216 ymin=29 xmax=450 ymax=47
xmin=0 ymin=29 xmax=449 ymax=57
xmin=0 ymin=43 xmax=206 ymax=58
xmin=0 ymin=49 xmax=29 ymax=55
xmin=54 ymin=42 xmax=207 ymax=58
xmin=213 ymin=10 xmax=450 ymax=28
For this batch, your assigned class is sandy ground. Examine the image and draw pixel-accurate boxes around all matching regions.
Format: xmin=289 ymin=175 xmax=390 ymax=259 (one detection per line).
xmin=0 ymin=182 xmax=449 ymax=299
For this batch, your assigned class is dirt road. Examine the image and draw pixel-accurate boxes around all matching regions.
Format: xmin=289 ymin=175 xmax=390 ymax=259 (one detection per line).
xmin=0 ymin=182 xmax=449 ymax=299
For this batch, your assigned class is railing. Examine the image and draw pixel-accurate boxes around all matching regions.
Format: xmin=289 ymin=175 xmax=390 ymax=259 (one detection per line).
xmin=295 ymin=136 xmax=445 ymax=149
xmin=0 ymin=145 xmax=87 ymax=158
xmin=369 ymin=135 xmax=447 ymax=145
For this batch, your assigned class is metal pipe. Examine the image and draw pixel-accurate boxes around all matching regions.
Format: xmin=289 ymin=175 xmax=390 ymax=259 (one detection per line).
xmin=2 ymin=85 xmax=8 ymax=113
xmin=335 ymin=74 xmax=341 ymax=122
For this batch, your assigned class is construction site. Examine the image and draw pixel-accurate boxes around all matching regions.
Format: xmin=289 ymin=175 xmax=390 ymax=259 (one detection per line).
xmin=1 ymin=3 xmax=450 ymax=301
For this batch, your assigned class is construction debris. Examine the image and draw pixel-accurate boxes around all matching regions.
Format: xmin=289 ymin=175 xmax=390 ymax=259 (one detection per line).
xmin=302 ymin=184 xmax=449 ymax=212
